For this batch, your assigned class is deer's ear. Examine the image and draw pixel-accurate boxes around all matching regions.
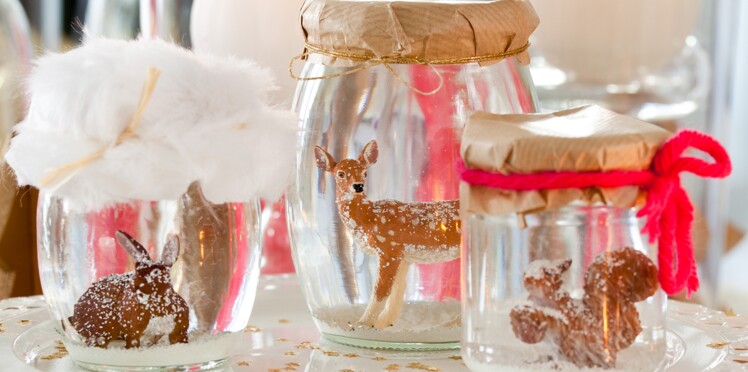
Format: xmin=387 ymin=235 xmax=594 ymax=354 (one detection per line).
xmin=358 ymin=140 xmax=378 ymax=168
xmin=314 ymin=146 xmax=336 ymax=172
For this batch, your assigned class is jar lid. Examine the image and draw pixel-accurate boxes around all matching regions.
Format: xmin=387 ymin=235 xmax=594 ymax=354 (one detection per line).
xmin=300 ymin=0 xmax=539 ymax=65
xmin=459 ymin=105 xmax=671 ymax=215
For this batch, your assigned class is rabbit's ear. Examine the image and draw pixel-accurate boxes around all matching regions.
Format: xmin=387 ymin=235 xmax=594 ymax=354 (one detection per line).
xmin=115 ymin=230 xmax=151 ymax=264
xmin=161 ymin=234 xmax=180 ymax=266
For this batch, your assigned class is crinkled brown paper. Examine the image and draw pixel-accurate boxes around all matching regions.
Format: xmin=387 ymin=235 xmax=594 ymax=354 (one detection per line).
xmin=460 ymin=105 xmax=671 ymax=216
xmin=300 ymin=0 xmax=539 ymax=65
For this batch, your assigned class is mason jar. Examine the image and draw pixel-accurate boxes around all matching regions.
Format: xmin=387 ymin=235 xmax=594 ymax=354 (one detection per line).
xmin=462 ymin=205 xmax=667 ymax=371
xmin=37 ymin=184 xmax=262 ymax=371
xmin=287 ymin=0 xmax=539 ymax=350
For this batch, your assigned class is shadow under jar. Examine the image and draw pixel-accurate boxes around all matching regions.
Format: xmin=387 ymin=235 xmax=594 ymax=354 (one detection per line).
xmin=37 ymin=184 xmax=262 ymax=371
xmin=462 ymin=206 xmax=667 ymax=371
xmin=287 ymin=0 xmax=539 ymax=351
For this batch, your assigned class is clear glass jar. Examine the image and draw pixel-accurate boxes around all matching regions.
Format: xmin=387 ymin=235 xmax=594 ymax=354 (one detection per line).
xmin=37 ymin=184 xmax=262 ymax=371
xmin=462 ymin=205 xmax=667 ymax=371
xmin=287 ymin=59 xmax=536 ymax=350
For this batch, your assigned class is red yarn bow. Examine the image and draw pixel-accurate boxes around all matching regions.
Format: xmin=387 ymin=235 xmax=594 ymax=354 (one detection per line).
xmin=458 ymin=130 xmax=732 ymax=296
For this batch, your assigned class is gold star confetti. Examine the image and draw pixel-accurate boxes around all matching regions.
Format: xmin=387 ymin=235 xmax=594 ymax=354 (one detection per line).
xmin=448 ymin=355 xmax=462 ymax=360
xmin=277 ymin=338 xmax=290 ymax=343
xmin=707 ymin=342 xmax=730 ymax=349
xmin=269 ymin=369 xmax=282 ymax=372
xmin=40 ymin=342 xmax=68 ymax=360
xmin=371 ymin=356 xmax=387 ymax=361
xmin=278 ymin=319 xmax=291 ymax=324
xmin=237 ymin=361 xmax=251 ymax=366
xmin=733 ymin=358 xmax=748 ymax=364
xmin=734 ymin=346 xmax=748 ymax=351
xmin=286 ymin=363 xmax=301 ymax=367
xmin=244 ymin=325 xmax=262 ymax=332
xmin=323 ymin=350 xmax=340 ymax=357
xmin=0 ymin=329 xmax=4 ymax=334
xmin=384 ymin=364 xmax=400 ymax=371
xmin=284 ymin=351 xmax=297 ymax=356
xmin=343 ymin=353 xmax=359 ymax=358
xmin=339 ymin=369 xmax=355 ymax=372
xmin=283 ymin=367 xmax=296 ymax=371
xmin=18 ymin=319 xmax=31 ymax=325
xmin=406 ymin=362 xmax=439 ymax=371
xmin=725 ymin=308 xmax=737 ymax=317
xmin=0 ymin=322 xmax=4 ymax=327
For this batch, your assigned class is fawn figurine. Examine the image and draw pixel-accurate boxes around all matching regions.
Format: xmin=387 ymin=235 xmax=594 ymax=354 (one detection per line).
xmin=70 ymin=230 xmax=189 ymax=348
xmin=315 ymin=140 xmax=461 ymax=329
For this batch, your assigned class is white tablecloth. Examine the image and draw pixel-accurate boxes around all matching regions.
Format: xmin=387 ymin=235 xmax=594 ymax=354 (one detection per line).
xmin=1 ymin=275 xmax=747 ymax=371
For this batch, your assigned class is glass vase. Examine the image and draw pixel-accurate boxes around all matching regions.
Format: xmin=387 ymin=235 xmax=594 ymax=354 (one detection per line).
xmin=462 ymin=206 xmax=667 ymax=371
xmin=287 ymin=58 xmax=536 ymax=350
xmin=37 ymin=184 xmax=262 ymax=371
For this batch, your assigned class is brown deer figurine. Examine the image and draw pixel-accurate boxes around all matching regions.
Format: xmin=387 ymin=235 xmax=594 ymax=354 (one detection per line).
xmin=70 ymin=230 xmax=189 ymax=348
xmin=315 ymin=140 xmax=461 ymax=329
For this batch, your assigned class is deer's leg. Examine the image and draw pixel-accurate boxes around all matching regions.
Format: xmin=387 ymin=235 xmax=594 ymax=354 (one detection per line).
xmin=375 ymin=261 xmax=410 ymax=329
xmin=359 ymin=255 xmax=402 ymax=328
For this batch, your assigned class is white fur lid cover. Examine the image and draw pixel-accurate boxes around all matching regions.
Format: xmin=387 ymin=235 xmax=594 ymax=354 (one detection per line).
xmin=5 ymin=38 xmax=298 ymax=209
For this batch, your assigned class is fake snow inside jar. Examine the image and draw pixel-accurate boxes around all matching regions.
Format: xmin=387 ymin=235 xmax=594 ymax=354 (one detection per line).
xmin=458 ymin=105 xmax=732 ymax=371
xmin=4 ymin=38 xmax=297 ymax=371
xmin=287 ymin=0 xmax=539 ymax=350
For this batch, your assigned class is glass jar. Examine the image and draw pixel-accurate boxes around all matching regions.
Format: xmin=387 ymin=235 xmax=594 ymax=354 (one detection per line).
xmin=462 ymin=205 xmax=667 ymax=371
xmin=37 ymin=184 xmax=262 ymax=371
xmin=287 ymin=0 xmax=538 ymax=348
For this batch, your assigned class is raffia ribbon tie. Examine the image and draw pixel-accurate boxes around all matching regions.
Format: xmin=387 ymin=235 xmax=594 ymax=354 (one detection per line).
xmin=289 ymin=42 xmax=530 ymax=96
xmin=40 ymin=67 xmax=162 ymax=188
xmin=458 ymin=130 xmax=732 ymax=297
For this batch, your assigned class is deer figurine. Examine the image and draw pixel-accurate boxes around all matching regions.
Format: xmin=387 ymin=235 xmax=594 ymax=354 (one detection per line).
xmin=315 ymin=140 xmax=461 ymax=329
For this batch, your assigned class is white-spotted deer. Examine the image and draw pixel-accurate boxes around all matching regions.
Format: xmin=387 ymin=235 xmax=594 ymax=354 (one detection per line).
xmin=315 ymin=140 xmax=461 ymax=329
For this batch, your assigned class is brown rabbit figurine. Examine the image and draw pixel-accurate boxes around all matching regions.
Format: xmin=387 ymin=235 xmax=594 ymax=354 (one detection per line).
xmin=70 ymin=230 xmax=189 ymax=349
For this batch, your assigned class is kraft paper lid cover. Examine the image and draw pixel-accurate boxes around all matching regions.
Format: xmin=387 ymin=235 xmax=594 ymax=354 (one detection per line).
xmin=460 ymin=105 xmax=672 ymax=215
xmin=300 ymin=0 xmax=539 ymax=65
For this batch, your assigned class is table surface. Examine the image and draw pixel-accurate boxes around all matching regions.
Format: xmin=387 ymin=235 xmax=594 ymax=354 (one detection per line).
xmin=1 ymin=274 xmax=747 ymax=372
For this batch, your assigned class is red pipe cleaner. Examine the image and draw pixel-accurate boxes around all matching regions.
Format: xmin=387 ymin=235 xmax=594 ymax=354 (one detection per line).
xmin=458 ymin=130 xmax=732 ymax=296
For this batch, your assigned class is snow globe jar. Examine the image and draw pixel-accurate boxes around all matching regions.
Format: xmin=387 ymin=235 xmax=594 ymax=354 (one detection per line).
xmin=459 ymin=105 xmax=731 ymax=370
xmin=4 ymin=38 xmax=296 ymax=370
xmin=287 ymin=0 xmax=538 ymax=350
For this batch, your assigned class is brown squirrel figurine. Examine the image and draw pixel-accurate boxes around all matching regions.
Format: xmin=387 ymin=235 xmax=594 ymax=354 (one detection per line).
xmin=510 ymin=247 xmax=659 ymax=368
xmin=70 ymin=230 xmax=189 ymax=348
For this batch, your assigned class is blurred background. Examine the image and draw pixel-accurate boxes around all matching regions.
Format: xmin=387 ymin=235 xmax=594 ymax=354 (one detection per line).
xmin=0 ymin=0 xmax=746 ymax=312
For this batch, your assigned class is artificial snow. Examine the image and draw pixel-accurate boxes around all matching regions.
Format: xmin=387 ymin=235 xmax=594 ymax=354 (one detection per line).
xmin=313 ymin=301 xmax=460 ymax=344
xmin=65 ymin=332 xmax=238 ymax=368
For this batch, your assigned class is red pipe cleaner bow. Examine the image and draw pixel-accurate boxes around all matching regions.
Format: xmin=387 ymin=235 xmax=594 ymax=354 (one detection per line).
xmin=458 ymin=130 xmax=732 ymax=296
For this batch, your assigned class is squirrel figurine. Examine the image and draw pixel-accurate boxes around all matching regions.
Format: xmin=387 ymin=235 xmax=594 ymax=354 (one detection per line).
xmin=510 ymin=247 xmax=659 ymax=368
xmin=70 ymin=230 xmax=189 ymax=349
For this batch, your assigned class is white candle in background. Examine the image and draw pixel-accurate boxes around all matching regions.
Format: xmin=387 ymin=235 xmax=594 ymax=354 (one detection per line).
xmin=531 ymin=0 xmax=701 ymax=85
xmin=190 ymin=0 xmax=304 ymax=105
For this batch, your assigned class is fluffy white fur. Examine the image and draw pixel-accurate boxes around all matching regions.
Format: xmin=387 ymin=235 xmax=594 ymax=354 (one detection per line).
xmin=4 ymin=38 xmax=298 ymax=210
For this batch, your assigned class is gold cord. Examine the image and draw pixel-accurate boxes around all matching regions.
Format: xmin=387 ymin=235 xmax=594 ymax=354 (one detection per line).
xmin=40 ymin=67 xmax=162 ymax=188
xmin=289 ymin=42 xmax=529 ymax=95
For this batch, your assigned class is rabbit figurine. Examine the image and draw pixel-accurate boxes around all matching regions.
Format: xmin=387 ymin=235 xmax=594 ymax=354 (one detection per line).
xmin=70 ymin=230 xmax=189 ymax=349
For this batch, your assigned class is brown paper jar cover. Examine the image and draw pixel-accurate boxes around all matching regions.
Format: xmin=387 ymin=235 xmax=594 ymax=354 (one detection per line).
xmin=300 ymin=0 xmax=539 ymax=65
xmin=459 ymin=105 xmax=672 ymax=216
